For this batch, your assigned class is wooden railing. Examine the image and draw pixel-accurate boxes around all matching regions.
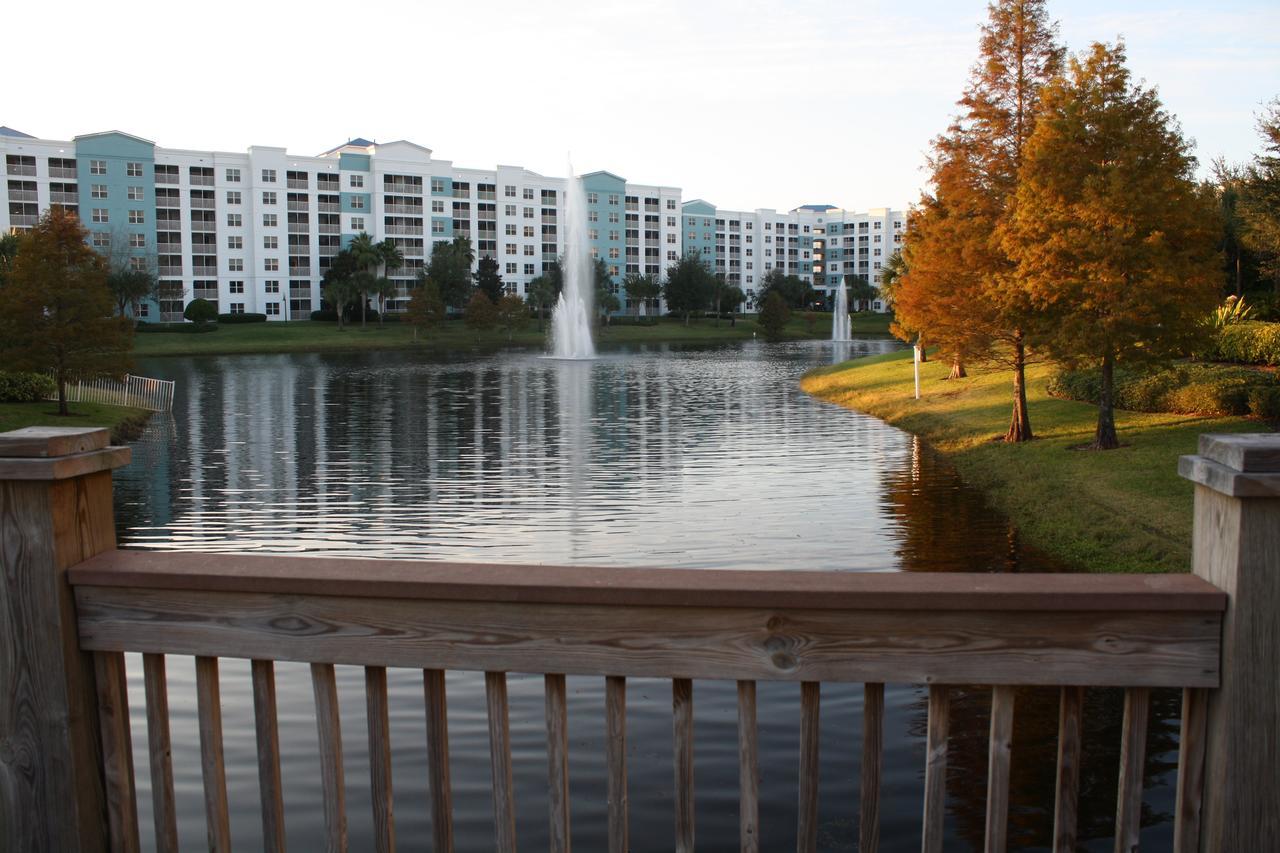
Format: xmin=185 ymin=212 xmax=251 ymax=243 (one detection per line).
xmin=1 ymin=427 xmax=1277 ymax=853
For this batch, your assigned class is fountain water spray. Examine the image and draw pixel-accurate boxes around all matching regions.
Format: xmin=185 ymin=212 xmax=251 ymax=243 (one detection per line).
xmin=831 ymin=282 xmax=852 ymax=342
xmin=549 ymin=164 xmax=596 ymax=359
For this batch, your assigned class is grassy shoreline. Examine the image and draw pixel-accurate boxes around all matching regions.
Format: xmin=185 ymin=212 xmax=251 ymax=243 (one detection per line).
xmin=134 ymin=314 xmax=893 ymax=358
xmin=0 ymin=401 xmax=153 ymax=443
xmin=801 ymin=350 xmax=1270 ymax=573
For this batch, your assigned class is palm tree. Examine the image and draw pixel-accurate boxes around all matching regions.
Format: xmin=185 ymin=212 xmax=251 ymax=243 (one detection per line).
xmin=375 ymin=240 xmax=404 ymax=326
xmin=371 ymin=277 xmax=397 ymax=324
xmin=348 ymin=232 xmax=380 ymax=328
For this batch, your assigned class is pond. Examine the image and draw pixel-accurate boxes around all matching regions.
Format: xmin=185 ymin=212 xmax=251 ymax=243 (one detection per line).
xmin=114 ymin=340 xmax=1179 ymax=851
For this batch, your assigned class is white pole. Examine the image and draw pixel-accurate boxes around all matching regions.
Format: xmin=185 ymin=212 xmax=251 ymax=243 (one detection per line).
xmin=914 ymin=343 xmax=921 ymax=400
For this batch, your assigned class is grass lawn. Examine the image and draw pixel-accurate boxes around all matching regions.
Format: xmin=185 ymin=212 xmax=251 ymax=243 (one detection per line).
xmin=801 ymin=350 xmax=1272 ymax=573
xmin=133 ymin=313 xmax=893 ymax=358
xmin=0 ymin=401 xmax=152 ymax=443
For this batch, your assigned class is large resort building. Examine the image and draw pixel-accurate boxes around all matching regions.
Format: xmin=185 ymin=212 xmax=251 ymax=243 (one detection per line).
xmin=1 ymin=126 xmax=904 ymax=319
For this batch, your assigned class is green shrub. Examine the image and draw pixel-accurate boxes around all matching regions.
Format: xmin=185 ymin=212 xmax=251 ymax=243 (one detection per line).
xmin=216 ymin=312 xmax=268 ymax=324
xmin=1049 ymin=363 xmax=1280 ymax=416
xmin=183 ymin=298 xmax=218 ymax=324
xmin=135 ymin=322 xmax=217 ymax=334
xmin=1208 ymin=322 xmax=1280 ymax=366
xmin=607 ymin=316 xmax=660 ymax=327
xmin=0 ymin=371 xmax=56 ymax=402
xmin=1248 ymin=386 xmax=1280 ymax=419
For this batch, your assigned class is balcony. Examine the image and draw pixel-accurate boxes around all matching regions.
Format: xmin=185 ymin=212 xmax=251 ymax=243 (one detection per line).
xmin=287 ymin=178 xmax=309 ymax=190
xmin=49 ymin=166 xmax=78 ymax=179
xmin=191 ymin=221 xmax=217 ymax=233
xmin=6 ymin=164 xmax=36 ymax=177
xmin=318 ymin=202 xmax=339 ymax=213
xmin=192 ymin=265 xmax=217 ymax=276
xmin=318 ymin=224 xmax=340 ymax=235
xmin=190 ymin=197 xmax=215 ymax=210
xmin=384 ymin=224 xmax=424 ymax=235
xmin=288 ymin=222 xmax=310 ymax=234
xmin=154 ymin=172 xmax=177 ymax=185
xmin=289 ymin=266 xmax=312 ymax=277
xmin=189 ymin=174 xmax=214 ymax=187
xmin=287 ymin=200 xmax=309 ymax=212
xmin=157 ymin=265 xmax=183 ymax=277
xmin=384 ymin=184 xmax=423 ymax=196
xmin=155 ymin=196 xmax=180 ymax=209
xmin=9 ymin=214 xmax=38 ymax=228
xmin=8 ymin=190 xmax=37 ymax=202
xmin=385 ymin=204 xmax=423 ymax=215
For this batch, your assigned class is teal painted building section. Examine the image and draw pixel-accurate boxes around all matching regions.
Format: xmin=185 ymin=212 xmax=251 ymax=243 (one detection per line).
xmin=339 ymin=192 xmax=371 ymax=214
xmin=338 ymin=152 xmax=371 ymax=172
xmin=581 ymin=171 xmax=626 ymax=287
xmin=680 ymin=199 xmax=717 ymax=274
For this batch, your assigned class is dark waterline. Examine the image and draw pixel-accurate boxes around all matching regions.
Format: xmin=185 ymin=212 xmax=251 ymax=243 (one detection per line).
xmin=114 ymin=340 xmax=1177 ymax=851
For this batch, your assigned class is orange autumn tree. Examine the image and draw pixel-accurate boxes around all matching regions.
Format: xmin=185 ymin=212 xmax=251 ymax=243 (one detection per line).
xmin=1003 ymin=42 xmax=1219 ymax=450
xmin=891 ymin=0 xmax=1064 ymax=441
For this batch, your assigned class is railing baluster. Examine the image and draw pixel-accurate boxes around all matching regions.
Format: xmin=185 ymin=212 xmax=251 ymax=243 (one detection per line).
xmin=195 ymin=656 xmax=231 ymax=853
xmin=673 ymin=678 xmax=695 ymax=853
xmin=544 ymin=674 xmax=571 ymax=853
xmin=1114 ymin=687 xmax=1150 ymax=853
xmin=921 ymin=685 xmax=950 ymax=853
xmin=311 ymin=662 xmax=348 ymax=853
xmin=737 ymin=681 xmax=760 ymax=853
xmin=1174 ymin=687 xmax=1209 ymax=853
xmin=860 ymin=682 xmax=884 ymax=853
xmin=424 ymin=669 xmax=454 ymax=853
xmin=984 ymin=685 xmax=1015 ymax=853
xmin=142 ymin=654 xmax=178 ymax=853
xmin=1053 ymin=686 xmax=1085 ymax=853
xmin=95 ymin=651 xmax=140 ymax=853
xmin=366 ymin=666 xmax=396 ymax=853
xmin=606 ymin=675 xmax=629 ymax=853
xmin=251 ymin=660 xmax=286 ymax=853
xmin=797 ymin=681 xmax=820 ymax=853
xmin=486 ymin=672 xmax=518 ymax=853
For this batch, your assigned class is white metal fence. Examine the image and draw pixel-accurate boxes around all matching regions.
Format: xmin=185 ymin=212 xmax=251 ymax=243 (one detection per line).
xmin=45 ymin=373 xmax=175 ymax=412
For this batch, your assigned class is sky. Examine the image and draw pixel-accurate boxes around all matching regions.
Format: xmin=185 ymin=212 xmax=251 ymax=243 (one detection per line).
xmin=5 ymin=0 xmax=1277 ymax=212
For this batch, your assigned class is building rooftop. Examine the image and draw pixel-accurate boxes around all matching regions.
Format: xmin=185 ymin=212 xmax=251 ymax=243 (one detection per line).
xmin=0 ymin=126 xmax=35 ymax=138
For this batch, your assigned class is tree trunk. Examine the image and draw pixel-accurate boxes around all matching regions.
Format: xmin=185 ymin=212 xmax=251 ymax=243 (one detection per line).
xmin=948 ymin=357 xmax=966 ymax=380
xmin=361 ymin=294 xmax=367 ymax=328
xmin=1092 ymin=348 xmax=1120 ymax=450
xmin=57 ymin=373 xmax=68 ymax=416
xmin=917 ymin=336 xmax=927 ymax=363
xmin=715 ymin=297 xmax=720 ymax=327
xmin=1003 ymin=331 xmax=1033 ymax=443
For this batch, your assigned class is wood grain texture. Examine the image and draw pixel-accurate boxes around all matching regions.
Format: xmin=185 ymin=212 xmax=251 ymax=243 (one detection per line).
xmin=251 ymin=659 xmax=286 ymax=853
xmin=0 ymin=476 xmax=107 ymax=853
xmin=544 ymin=674 xmax=571 ymax=853
xmin=1189 ymin=484 xmax=1280 ymax=850
xmin=69 ymin=549 xmax=1228 ymax=613
xmin=94 ymin=651 xmax=139 ymax=853
xmin=0 ymin=426 xmax=109 ymax=457
xmin=673 ymin=678 xmax=694 ymax=853
xmin=73 ymin=587 xmax=1223 ymax=688
xmin=485 ymin=672 xmax=517 ymax=853
xmin=195 ymin=656 xmax=231 ymax=853
xmin=606 ymin=676 xmax=628 ymax=853
xmin=1114 ymin=687 xmax=1150 ymax=853
xmin=424 ymin=669 xmax=454 ymax=853
xmin=0 ymin=445 xmax=131 ymax=481
xmin=1197 ymin=432 xmax=1280 ymax=472
xmin=311 ymin=663 xmax=348 ymax=853
xmin=985 ymin=685 xmax=1015 ymax=853
xmin=921 ymin=685 xmax=950 ymax=853
xmin=1173 ymin=687 xmax=1208 ymax=853
xmin=736 ymin=681 xmax=759 ymax=853
xmin=142 ymin=654 xmax=178 ymax=853
xmin=365 ymin=666 xmax=395 ymax=853
xmin=797 ymin=681 xmax=820 ymax=853
xmin=860 ymin=682 xmax=884 ymax=853
xmin=1052 ymin=687 xmax=1084 ymax=853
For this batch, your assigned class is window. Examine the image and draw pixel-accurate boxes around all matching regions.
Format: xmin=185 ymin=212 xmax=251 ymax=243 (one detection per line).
xmin=608 ymin=212 xmax=619 ymax=224
xmin=228 ymin=236 xmax=243 ymax=250
xmin=349 ymin=196 xmax=365 ymax=210
xmin=506 ymin=262 xmax=517 ymax=274
xmin=503 ymin=185 xmax=516 ymax=197
xmin=91 ymin=184 xmax=107 ymax=199
xmin=523 ymin=225 xmax=534 ymax=238
xmin=264 ymin=258 xmax=279 ymax=272
xmin=608 ymin=248 xmax=620 ymax=260
xmin=92 ymin=208 xmax=108 ymax=223
xmin=589 ymin=228 xmax=598 ymax=240
xmin=432 ymin=200 xmax=445 ymax=213
xmin=505 ymin=243 xmax=517 ymax=254
xmin=666 ymin=199 xmax=676 ymax=210
xmin=262 ymin=191 xmax=277 ymax=205
xmin=607 ymin=194 xmax=619 ymax=205
xmin=523 ymin=245 xmax=534 ymax=256
xmin=504 ymin=224 xmax=517 ymax=236
xmin=229 ymin=281 xmax=245 ymax=294
xmin=263 ymin=214 xmax=277 ymax=227
xmin=350 ymin=216 xmax=364 ymax=231
xmin=226 ymin=168 xmax=241 ymax=182
xmin=138 ymin=303 xmax=149 ymax=317
xmin=90 ymin=160 xmax=106 ymax=175
xmin=265 ymin=280 xmax=280 ymax=294
xmin=587 ymin=192 xmax=599 ymax=204
xmin=229 ymin=259 xmax=244 ymax=272
xmin=608 ymin=230 xmax=619 ymax=241
xmin=128 ymin=186 xmax=144 ymax=201
xmin=265 ymin=303 xmax=281 ymax=316
xmin=504 ymin=204 xmax=517 ymax=217
xmin=227 ymin=302 xmax=244 ymax=314
xmin=128 ymin=210 xmax=144 ymax=224
xmin=523 ymin=188 xmax=534 ymax=200
xmin=262 ymin=169 xmax=276 ymax=183
xmin=524 ymin=263 xmax=535 ymax=275
xmin=264 ymin=236 xmax=278 ymax=250
xmin=127 ymin=162 xmax=143 ymax=177
xmin=431 ymin=177 xmax=446 ymax=194
xmin=587 ymin=211 xmax=598 ymax=223
xmin=667 ymin=233 xmax=676 ymax=244
xmin=350 ymin=174 xmax=363 ymax=188
xmin=227 ymin=213 xmax=242 ymax=227
xmin=431 ymin=221 xmax=445 ymax=234
xmin=129 ymin=234 xmax=146 ymax=249
xmin=227 ymin=191 xmax=241 ymax=205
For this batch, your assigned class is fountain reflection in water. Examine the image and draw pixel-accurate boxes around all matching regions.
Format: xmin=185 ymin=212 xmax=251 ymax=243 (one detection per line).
xmin=831 ymin=280 xmax=852 ymax=341
xmin=549 ymin=165 xmax=596 ymax=359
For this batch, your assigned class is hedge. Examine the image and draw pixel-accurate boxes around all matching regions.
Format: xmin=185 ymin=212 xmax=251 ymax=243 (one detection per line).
xmin=1207 ymin=322 xmax=1280 ymax=366
xmin=216 ymin=312 xmax=268 ymax=324
xmin=136 ymin=322 xmax=218 ymax=334
xmin=1048 ymin=362 xmax=1280 ymax=417
xmin=0 ymin=371 xmax=56 ymax=402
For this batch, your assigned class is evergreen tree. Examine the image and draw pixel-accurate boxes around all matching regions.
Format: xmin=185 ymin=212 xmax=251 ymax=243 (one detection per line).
xmin=476 ymin=255 xmax=505 ymax=303
xmin=427 ymin=237 xmax=475 ymax=309
xmin=662 ymin=253 xmax=716 ymax=324
xmin=1239 ymin=98 xmax=1280 ymax=294
xmin=464 ymin=290 xmax=497 ymax=341
xmin=757 ymin=291 xmax=791 ymax=341
xmin=405 ymin=277 xmax=446 ymax=341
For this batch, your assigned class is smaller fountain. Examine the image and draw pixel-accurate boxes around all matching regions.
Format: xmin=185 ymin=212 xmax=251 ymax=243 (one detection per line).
xmin=548 ymin=164 xmax=596 ymax=360
xmin=831 ymin=283 xmax=852 ymax=342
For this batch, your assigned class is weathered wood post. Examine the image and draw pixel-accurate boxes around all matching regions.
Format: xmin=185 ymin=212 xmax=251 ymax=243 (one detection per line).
xmin=0 ymin=427 xmax=131 ymax=852
xmin=1178 ymin=433 xmax=1280 ymax=852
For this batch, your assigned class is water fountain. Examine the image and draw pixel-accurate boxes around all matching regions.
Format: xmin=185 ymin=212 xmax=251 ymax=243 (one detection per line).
xmin=831 ymin=281 xmax=852 ymax=342
xmin=549 ymin=167 xmax=596 ymax=359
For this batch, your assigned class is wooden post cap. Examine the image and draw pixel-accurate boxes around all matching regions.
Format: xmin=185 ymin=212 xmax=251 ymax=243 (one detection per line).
xmin=0 ymin=427 xmax=130 ymax=480
xmin=1179 ymin=433 xmax=1280 ymax=498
